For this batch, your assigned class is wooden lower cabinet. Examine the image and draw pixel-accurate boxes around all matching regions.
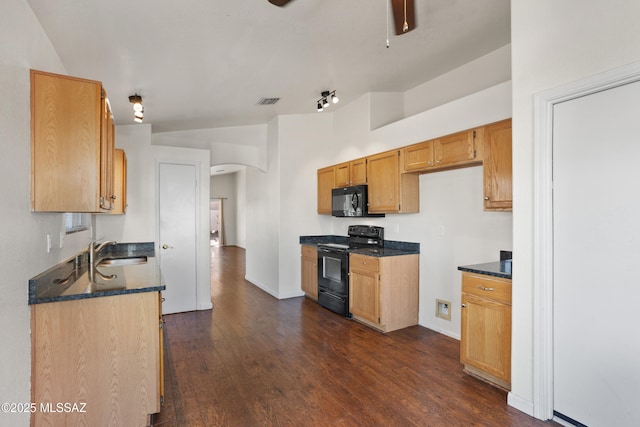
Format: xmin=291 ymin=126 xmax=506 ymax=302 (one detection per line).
xmin=31 ymin=292 xmax=163 ymax=426
xmin=460 ymin=272 xmax=512 ymax=390
xmin=301 ymin=245 xmax=318 ymax=300
xmin=349 ymin=253 xmax=419 ymax=332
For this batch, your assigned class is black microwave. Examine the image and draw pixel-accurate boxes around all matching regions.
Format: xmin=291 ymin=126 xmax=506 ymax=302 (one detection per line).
xmin=331 ymin=184 xmax=384 ymax=217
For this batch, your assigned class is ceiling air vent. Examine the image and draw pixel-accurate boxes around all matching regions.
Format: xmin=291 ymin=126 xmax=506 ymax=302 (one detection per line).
xmin=256 ymin=97 xmax=280 ymax=106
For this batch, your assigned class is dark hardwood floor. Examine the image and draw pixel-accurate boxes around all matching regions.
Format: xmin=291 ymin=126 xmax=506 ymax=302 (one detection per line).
xmin=154 ymin=246 xmax=557 ymax=427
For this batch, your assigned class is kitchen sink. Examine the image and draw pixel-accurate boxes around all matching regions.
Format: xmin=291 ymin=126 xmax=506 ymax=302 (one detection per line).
xmin=98 ymin=256 xmax=148 ymax=267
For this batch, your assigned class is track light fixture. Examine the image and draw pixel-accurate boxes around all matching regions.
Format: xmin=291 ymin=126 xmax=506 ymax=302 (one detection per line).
xmin=128 ymin=94 xmax=144 ymax=123
xmin=316 ymin=90 xmax=339 ymax=112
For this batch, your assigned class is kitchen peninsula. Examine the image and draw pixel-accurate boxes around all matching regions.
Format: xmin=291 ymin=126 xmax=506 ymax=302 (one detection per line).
xmin=29 ymin=242 xmax=165 ymax=426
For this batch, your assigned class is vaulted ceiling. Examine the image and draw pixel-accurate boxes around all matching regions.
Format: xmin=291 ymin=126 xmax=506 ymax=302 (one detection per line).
xmin=26 ymin=0 xmax=510 ymax=133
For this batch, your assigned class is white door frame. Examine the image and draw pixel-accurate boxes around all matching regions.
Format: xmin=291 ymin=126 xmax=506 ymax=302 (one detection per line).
xmin=532 ymin=60 xmax=640 ymax=420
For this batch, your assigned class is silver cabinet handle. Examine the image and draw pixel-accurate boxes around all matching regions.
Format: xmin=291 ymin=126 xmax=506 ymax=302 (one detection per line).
xmin=484 ymin=196 xmax=490 ymax=201
xmin=162 ymin=244 xmax=171 ymax=249
xmin=461 ymin=304 xmax=466 ymax=308
xmin=478 ymin=286 xmax=494 ymax=291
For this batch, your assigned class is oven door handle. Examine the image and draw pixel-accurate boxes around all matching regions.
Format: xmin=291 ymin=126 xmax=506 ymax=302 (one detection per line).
xmin=318 ymin=290 xmax=346 ymax=302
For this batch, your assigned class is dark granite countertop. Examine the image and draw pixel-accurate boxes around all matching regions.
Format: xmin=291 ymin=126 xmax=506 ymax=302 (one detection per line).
xmin=299 ymin=235 xmax=419 ymax=257
xmin=457 ymin=260 xmax=512 ymax=280
xmin=29 ymin=242 xmax=165 ymax=304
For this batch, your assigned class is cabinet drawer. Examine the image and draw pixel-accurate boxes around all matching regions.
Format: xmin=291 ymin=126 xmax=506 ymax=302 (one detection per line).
xmin=301 ymin=245 xmax=317 ymax=259
xmin=461 ymin=272 xmax=511 ymax=304
xmin=350 ymin=253 xmax=379 ymax=272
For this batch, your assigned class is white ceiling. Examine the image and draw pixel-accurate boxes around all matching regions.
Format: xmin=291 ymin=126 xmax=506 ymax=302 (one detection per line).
xmin=26 ymin=0 xmax=510 ymax=133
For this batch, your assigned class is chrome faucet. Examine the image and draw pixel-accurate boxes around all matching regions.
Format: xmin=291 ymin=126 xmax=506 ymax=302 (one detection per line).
xmin=88 ymin=240 xmax=117 ymax=282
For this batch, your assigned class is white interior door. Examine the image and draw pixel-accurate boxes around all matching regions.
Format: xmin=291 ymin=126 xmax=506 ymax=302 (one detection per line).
xmin=159 ymin=162 xmax=197 ymax=314
xmin=552 ymin=80 xmax=640 ymax=426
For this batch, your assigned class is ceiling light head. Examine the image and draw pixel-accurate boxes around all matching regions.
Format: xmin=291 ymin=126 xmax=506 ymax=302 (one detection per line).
xmin=128 ymin=94 xmax=142 ymax=106
xmin=316 ymin=90 xmax=338 ymax=112
xmin=129 ymin=94 xmax=144 ymax=123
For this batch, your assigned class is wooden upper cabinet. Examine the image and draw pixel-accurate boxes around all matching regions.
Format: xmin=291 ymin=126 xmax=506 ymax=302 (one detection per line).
xmin=482 ymin=119 xmax=512 ymax=211
xmin=367 ymin=150 xmax=419 ymax=214
xmin=434 ymin=129 xmax=479 ymax=168
xmin=31 ymin=70 xmax=115 ymax=212
xmin=349 ymin=158 xmax=367 ymax=185
xmin=110 ymin=149 xmax=127 ymax=214
xmin=335 ymin=158 xmax=367 ymax=187
xmin=100 ymin=94 xmax=115 ymax=211
xmin=317 ymin=166 xmax=335 ymax=214
xmin=401 ymin=128 xmax=480 ymax=174
xmin=401 ymin=139 xmax=435 ymax=172
xmin=334 ymin=162 xmax=350 ymax=187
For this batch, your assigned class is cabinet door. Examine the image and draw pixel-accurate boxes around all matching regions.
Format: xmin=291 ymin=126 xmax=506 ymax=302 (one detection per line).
xmin=99 ymin=93 xmax=115 ymax=210
xmin=483 ymin=119 xmax=512 ymax=211
xmin=402 ymin=140 xmax=434 ymax=172
xmin=301 ymin=246 xmax=318 ymax=299
xmin=350 ymin=158 xmax=367 ymax=185
xmin=158 ymin=292 xmax=164 ymax=411
xmin=110 ymin=149 xmax=127 ymax=214
xmin=317 ymin=166 xmax=335 ymax=214
xmin=461 ymin=293 xmax=511 ymax=384
xmin=31 ymin=70 xmax=102 ymax=212
xmin=434 ymin=129 xmax=477 ymax=167
xmin=367 ymin=150 xmax=400 ymax=213
xmin=32 ymin=293 xmax=160 ymax=425
xmin=334 ymin=162 xmax=350 ymax=187
xmin=349 ymin=268 xmax=380 ymax=324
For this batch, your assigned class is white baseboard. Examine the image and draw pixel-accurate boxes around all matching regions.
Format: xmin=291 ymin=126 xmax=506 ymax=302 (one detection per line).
xmin=244 ymin=275 xmax=280 ymax=299
xmin=244 ymin=276 xmax=305 ymax=300
xmin=507 ymin=392 xmax=535 ymax=417
xmin=418 ymin=321 xmax=460 ymax=340
xmin=278 ymin=290 xmax=305 ymax=299
xmin=197 ymin=301 xmax=213 ymax=310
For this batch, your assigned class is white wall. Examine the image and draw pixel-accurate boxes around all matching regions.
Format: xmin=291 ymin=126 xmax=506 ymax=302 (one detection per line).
xmin=510 ymin=0 xmax=640 ymax=417
xmin=277 ymin=113 xmax=335 ymax=298
xmin=0 ymin=2 xmax=92 ymax=426
xmin=404 ymin=44 xmax=511 ymax=118
xmin=210 ymin=172 xmax=239 ymax=246
xmin=152 ymin=124 xmax=268 ymax=172
xmin=236 ymin=167 xmax=247 ymax=248
xmin=244 ymin=117 xmax=282 ymax=297
xmin=96 ymin=124 xmax=213 ymax=312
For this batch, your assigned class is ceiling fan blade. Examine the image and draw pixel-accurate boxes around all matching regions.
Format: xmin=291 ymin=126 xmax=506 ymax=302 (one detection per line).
xmin=268 ymin=0 xmax=293 ymax=6
xmin=391 ymin=0 xmax=415 ymax=35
